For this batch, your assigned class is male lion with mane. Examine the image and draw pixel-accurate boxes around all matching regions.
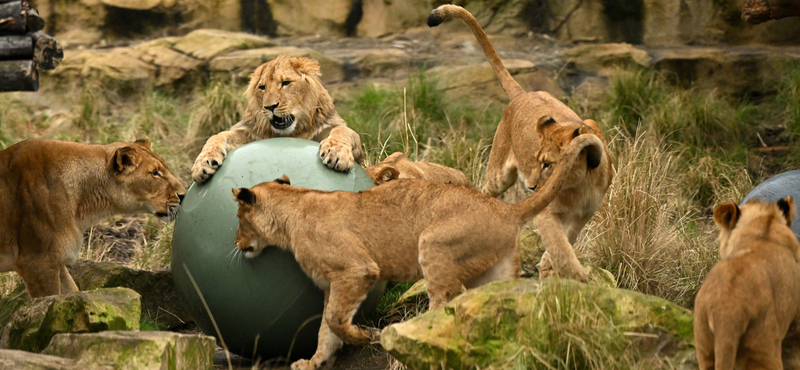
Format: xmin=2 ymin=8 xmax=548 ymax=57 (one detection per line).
xmin=694 ymin=197 xmax=800 ymax=370
xmin=192 ymin=56 xmax=363 ymax=184
xmin=232 ymin=134 xmax=603 ymax=370
xmin=0 ymin=138 xmax=186 ymax=298
xmin=428 ymin=4 xmax=614 ymax=282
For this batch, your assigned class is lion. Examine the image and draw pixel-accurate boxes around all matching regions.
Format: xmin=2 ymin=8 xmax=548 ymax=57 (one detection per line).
xmin=191 ymin=55 xmax=364 ymax=184
xmin=428 ymin=5 xmax=614 ymax=282
xmin=694 ymin=197 xmax=800 ymax=370
xmin=232 ymin=134 xmax=602 ymax=370
xmin=364 ymin=152 xmax=473 ymax=187
xmin=0 ymin=138 xmax=186 ymax=298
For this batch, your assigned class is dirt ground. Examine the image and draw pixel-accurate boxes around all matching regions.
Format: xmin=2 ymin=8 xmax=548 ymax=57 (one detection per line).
xmin=213 ymin=344 xmax=391 ymax=370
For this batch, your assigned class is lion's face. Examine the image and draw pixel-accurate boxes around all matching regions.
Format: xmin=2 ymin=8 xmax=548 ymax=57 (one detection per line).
xmin=246 ymin=56 xmax=324 ymax=136
xmin=524 ymin=117 xmax=603 ymax=191
xmin=111 ymin=138 xmax=186 ymax=220
xmin=714 ymin=197 xmax=795 ymax=258
xmin=232 ymin=176 xmax=292 ymax=258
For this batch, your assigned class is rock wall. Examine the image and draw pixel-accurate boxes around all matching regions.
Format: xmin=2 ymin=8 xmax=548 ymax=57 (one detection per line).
xmin=30 ymin=0 xmax=800 ymax=47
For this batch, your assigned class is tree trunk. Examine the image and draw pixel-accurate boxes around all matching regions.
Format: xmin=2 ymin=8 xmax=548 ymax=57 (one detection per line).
xmin=743 ymin=0 xmax=800 ymax=24
xmin=0 ymin=34 xmax=32 ymax=59
xmin=0 ymin=0 xmax=25 ymax=35
xmin=30 ymin=31 xmax=61 ymax=70
xmin=25 ymin=5 xmax=43 ymax=32
xmin=0 ymin=59 xmax=38 ymax=91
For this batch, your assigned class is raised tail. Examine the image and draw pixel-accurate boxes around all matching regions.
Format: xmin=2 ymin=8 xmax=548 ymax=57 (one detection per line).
xmin=428 ymin=4 xmax=526 ymax=100
xmin=512 ymin=134 xmax=604 ymax=224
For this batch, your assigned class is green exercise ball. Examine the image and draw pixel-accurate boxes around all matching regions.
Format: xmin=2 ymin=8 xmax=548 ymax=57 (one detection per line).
xmin=171 ymin=138 xmax=385 ymax=361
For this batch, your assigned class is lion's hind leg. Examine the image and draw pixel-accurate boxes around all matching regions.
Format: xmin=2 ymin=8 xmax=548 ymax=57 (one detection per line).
xmin=464 ymin=246 xmax=520 ymax=289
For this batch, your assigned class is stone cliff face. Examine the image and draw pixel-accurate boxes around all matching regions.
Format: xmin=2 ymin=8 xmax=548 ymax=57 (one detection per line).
xmin=31 ymin=0 xmax=800 ymax=47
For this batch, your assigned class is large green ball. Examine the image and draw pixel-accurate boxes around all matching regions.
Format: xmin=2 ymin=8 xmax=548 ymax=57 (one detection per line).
xmin=171 ymin=138 xmax=384 ymax=360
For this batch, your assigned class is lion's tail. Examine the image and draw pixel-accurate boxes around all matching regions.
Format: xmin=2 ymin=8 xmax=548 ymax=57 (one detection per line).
xmin=427 ymin=4 xmax=525 ymax=100
xmin=511 ymin=134 xmax=604 ymax=224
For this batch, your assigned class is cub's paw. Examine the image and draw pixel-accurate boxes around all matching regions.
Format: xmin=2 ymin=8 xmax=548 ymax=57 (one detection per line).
xmin=291 ymin=358 xmax=333 ymax=370
xmin=536 ymin=251 xmax=554 ymax=278
xmin=319 ymin=138 xmax=354 ymax=172
xmin=191 ymin=148 xmax=227 ymax=184
xmin=537 ymin=252 xmax=588 ymax=283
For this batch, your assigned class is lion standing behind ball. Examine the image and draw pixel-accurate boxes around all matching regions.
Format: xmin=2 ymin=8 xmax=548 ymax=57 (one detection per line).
xmin=694 ymin=197 xmax=800 ymax=369
xmin=192 ymin=56 xmax=363 ymax=184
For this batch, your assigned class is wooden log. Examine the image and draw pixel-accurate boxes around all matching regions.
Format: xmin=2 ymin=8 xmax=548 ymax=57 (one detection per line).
xmin=743 ymin=0 xmax=800 ymax=24
xmin=25 ymin=4 xmax=43 ymax=32
xmin=0 ymin=35 xmax=32 ymax=59
xmin=0 ymin=60 xmax=38 ymax=91
xmin=30 ymin=31 xmax=61 ymax=70
xmin=0 ymin=0 xmax=25 ymax=35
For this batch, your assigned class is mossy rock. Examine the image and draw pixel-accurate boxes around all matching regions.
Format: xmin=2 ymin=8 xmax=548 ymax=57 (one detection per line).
xmin=381 ymin=279 xmax=694 ymax=369
xmin=0 ymin=284 xmax=31 ymax=340
xmin=68 ymin=260 xmax=190 ymax=330
xmin=0 ymin=288 xmax=140 ymax=353
xmin=42 ymin=331 xmax=215 ymax=370
xmin=0 ymin=349 xmax=75 ymax=370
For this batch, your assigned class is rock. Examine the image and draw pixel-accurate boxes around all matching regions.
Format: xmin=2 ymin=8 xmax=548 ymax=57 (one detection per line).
xmin=209 ymin=46 xmax=345 ymax=83
xmin=429 ymin=59 xmax=539 ymax=102
xmin=48 ymin=48 xmax=156 ymax=89
xmin=172 ymin=29 xmax=274 ymax=61
xmin=135 ymin=44 xmax=204 ymax=85
xmin=42 ymin=331 xmax=215 ymax=370
xmin=351 ymin=49 xmax=410 ymax=79
xmin=356 ymin=0 xmax=431 ymax=38
xmin=67 ymin=260 xmax=191 ymax=330
xmin=0 ymin=349 xmax=77 ymax=370
xmin=561 ymin=43 xmax=652 ymax=76
xmin=265 ymin=0 xmax=353 ymax=36
xmin=381 ymin=279 xmax=694 ymax=369
xmin=0 ymin=285 xmax=30 ymax=340
xmin=0 ymin=288 xmax=140 ymax=353
xmin=648 ymin=46 xmax=800 ymax=98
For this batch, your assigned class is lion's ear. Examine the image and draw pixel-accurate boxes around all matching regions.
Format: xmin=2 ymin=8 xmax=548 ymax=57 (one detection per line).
xmin=233 ymin=188 xmax=256 ymax=205
xmin=134 ymin=137 xmax=151 ymax=149
xmin=377 ymin=167 xmax=400 ymax=184
xmin=536 ymin=115 xmax=556 ymax=135
xmin=275 ymin=175 xmax=291 ymax=185
xmin=291 ymin=57 xmax=321 ymax=77
xmin=713 ymin=202 xmax=740 ymax=231
xmin=112 ymin=147 xmax=142 ymax=174
xmin=778 ymin=196 xmax=795 ymax=227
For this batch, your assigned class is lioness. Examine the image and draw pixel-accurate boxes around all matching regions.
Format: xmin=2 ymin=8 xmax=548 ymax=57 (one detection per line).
xmin=364 ymin=152 xmax=473 ymax=187
xmin=694 ymin=197 xmax=800 ymax=370
xmin=192 ymin=56 xmax=363 ymax=184
xmin=0 ymin=138 xmax=186 ymax=298
xmin=428 ymin=5 xmax=614 ymax=282
xmin=232 ymin=134 xmax=602 ymax=370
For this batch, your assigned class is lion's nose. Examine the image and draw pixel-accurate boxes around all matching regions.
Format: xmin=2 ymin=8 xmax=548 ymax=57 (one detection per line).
xmin=178 ymin=193 xmax=185 ymax=203
xmin=264 ymin=103 xmax=278 ymax=112
xmin=528 ymin=185 xmax=538 ymax=192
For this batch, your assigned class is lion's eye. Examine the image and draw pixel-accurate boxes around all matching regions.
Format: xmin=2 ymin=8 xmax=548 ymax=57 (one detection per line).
xmin=153 ymin=170 xmax=162 ymax=177
xmin=542 ymin=162 xmax=551 ymax=169
xmin=258 ymin=85 xmax=266 ymax=90
xmin=281 ymin=81 xmax=291 ymax=87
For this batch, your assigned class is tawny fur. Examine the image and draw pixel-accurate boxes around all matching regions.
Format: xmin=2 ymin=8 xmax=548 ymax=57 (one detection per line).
xmin=192 ymin=55 xmax=363 ymax=183
xmin=428 ymin=4 xmax=614 ymax=282
xmin=232 ymin=135 xmax=603 ymax=370
xmin=0 ymin=138 xmax=186 ymax=298
xmin=364 ymin=152 xmax=473 ymax=187
xmin=694 ymin=197 xmax=800 ymax=370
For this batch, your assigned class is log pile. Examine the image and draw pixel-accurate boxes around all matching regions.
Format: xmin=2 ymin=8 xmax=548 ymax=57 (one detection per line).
xmin=0 ymin=0 xmax=62 ymax=92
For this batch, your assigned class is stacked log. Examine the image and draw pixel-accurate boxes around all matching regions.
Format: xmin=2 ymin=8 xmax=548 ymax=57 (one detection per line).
xmin=0 ymin=0 xmax=62 ymax=92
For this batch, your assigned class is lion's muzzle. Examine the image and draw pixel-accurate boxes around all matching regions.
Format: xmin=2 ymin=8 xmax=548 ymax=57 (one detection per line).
xmin=270 ymin=114 xmax=295 ymax=130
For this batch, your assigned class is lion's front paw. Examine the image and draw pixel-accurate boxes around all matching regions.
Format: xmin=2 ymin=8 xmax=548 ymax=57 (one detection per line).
xmin=537 ymin=252 xmax=588 ymax=283
xmin=291 ymin=358 xmax=333 ymax=370
xmin=319 ymin=138 xmax=354 ymax=172
xmin=536 ymin=251 xmax=554 ymax=278
xmin=191 ymin=148 xmax=227 ymax=184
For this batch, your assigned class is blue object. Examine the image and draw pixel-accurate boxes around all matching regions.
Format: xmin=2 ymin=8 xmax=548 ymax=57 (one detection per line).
xmin=741 ymin=170 xmax=800 ymax=240
xmin=171 ymin=138 xmax=385 ymax=360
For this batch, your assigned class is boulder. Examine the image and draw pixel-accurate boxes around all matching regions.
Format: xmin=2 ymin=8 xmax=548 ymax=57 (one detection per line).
xmin=42 ymin=331 xmax=215 ymax=370
xmin=0 ymin=349 xmax=77 ymax=370
xmin=172 ymin=29 xmax=275 ymax=61
xmin=356 ymin=0 xmax=431 ymax=38
xmin=67 ymin=260 xmax=191 ymax=330
xmin=209 ymin=46 xmax=345 ymax=83
xmin=135 ymin=44 xmax=205 ymax=85
xmin=0 ymin=288 xmax=140 ymax=353
xmin=428 ymin=59 xmax=539 ymax=102
xmin=0 ymin=285 xmax=30 ymax=340
xmin=561 ymin=43 xmax=652 ymax=76
xmin=381 ymin=279 xmax=694 ymax=369
xmin=265 ymin=0 xmax=353 ymax=36
xmin=48 ymin=48 xmax=157 ymax=89
xmin=351 ymin=49 xmax=410 ymax=79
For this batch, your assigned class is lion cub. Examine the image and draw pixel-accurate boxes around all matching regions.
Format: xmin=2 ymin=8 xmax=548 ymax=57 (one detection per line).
xmin=233 ymin=134 xmax=602 ymax=370
xmin=694 ymin=197 xmax=800 ymax=370
xmin=428 ymin=5 xmax=614 ymax=282
xmin=192 ymin=56 xmax=363 ymax=184
xmin=364 ymin=152 xmax=473 ymax=187
xmin=0 ymin=138 xmax=186 ymax=298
